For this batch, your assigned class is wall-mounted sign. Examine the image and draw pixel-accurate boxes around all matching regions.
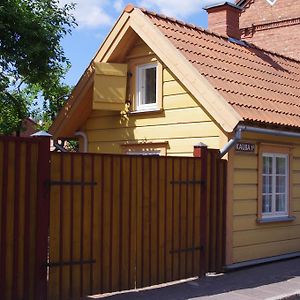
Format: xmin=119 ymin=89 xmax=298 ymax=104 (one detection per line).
xmin=235 ymin=142 xmax=255 ymax=153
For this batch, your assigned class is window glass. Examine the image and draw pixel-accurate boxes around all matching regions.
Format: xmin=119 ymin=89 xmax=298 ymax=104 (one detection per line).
xmin=263 ymin=156 xmax=272 ymax=174
xmin=276 ymin=194 xmax=286 ymax=212
xmin=262 ymin=194 xmax=272 ymax=213
xmin=276 ymin=176 xmax=285 ymax=193
xmin=263 ymin=175 xmax=272 ymax=193
xmin=276 ymin=157 xmax=286 ymax=174
xmin=144 ymin=67 xmax=156 ymax=104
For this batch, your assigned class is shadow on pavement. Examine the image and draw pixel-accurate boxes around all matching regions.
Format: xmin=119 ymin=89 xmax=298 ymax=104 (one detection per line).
xmin=89 ymin=257 xmax=300 ymax=299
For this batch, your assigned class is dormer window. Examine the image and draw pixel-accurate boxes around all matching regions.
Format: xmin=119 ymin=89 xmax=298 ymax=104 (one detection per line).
xmin=136 ymin=63 xmax=158 ymax=111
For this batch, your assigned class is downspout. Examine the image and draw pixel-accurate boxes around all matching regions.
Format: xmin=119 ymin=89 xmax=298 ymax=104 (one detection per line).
xmin=75 ymin=131 xmax=88 ymax=153
xmin=220 ymin=127 xmax=242 ymax=157
xmin=220 ymin=125 xmax=300 ymax=158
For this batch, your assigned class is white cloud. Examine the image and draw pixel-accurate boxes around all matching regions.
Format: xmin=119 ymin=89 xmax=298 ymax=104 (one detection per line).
xmin=113 ymin=0 xmax=125 ymax=12
xmin=139 ymin=0 xmax=201 ymax=18
xmin=59 ymin=0 xmax=114 ymax=29
xmin=139 ymin=0 xmax=236 ymax=18
xmin=58 ymin=0 xmax=237 ymax=29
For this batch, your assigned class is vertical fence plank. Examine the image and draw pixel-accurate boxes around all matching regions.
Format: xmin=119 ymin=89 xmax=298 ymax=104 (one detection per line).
xmin=17 ymin=143 xmax=26 ymax=299
xmin=0 ymin=139 xmax=8 ymax=299
xmin=12 ymin=140 xmax=20 ymax=300
xmin=209 ymin=151 xmax=217 ymax=272
xmin=83 ymin=155 xmax=92 ymax=296
xmin=165 ymin=157 xmax=173 ymax=282
xmin=194 ymin=158 xmax=202 ymax=276
xmin=7 ymin=141 xmax=16 ymax=300
xmin=130 ymin=156 xmax=137 ymax=289
xmin=111 ymin=156 xmax=121 ymax=292
xmin=90 ymin=155 xmax=95 ymax=295
xmin=120 ymin=156 xmax=129 ymax=290
xmin=23 ymin=142 xmax=32 ymax=300
xmin=29 ymin=143 xmax=39 ymax=300
xmin=0 ymin=140 xmax=3 ymax=257
xmin=35 ymin=137 xmax=51 ymax=300
xmin=48 ymin=153 xmax=61 ymax=300
xmin=200 ymin=147 xmax=208 ymax=276
xmin=186 ymin=158 xmax=194 ymax=278
xmin=62 ymin=155 xmax=71 ymax=300
xmin=158 ymin=157 xmax=166 ymax=284
xmin=136 ymin=156 xmax=142 ymax=288
xmin=69 ymin=154 xmax=75 ymax=299
xmin=91 ymin=155 xmax=101 ymax=294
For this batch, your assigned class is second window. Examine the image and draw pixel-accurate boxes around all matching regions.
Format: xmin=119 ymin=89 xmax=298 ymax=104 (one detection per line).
xmin=136 ymin=63 xmax=158 ymax=111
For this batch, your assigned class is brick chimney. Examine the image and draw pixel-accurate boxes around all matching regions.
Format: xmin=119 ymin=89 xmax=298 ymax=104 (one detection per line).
xmin=204 ymin=2 xmax=242 ymax=39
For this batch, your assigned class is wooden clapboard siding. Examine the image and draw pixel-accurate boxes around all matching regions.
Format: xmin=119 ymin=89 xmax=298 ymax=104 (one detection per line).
xmin=85 ymin=107 xmax=211 ymax=130
xmin=233 ymin=239 xmax=300 ymax=262
xmin=233 ymin=200 xmax=257 ymax=216
xmin=234 ymin=224 xmax=300 ymax=247
xmin=86 ymin=122 xmax=220 ymax=143
xmin=231 ymin=133 xmax=300 ymax=264
xmin=233 ymin=212 xmax=300 ymax=231
xmin=87 ymin=137 xmax=221 ymax=156
xmin=82 ymin=39 xmax=224 ymax=156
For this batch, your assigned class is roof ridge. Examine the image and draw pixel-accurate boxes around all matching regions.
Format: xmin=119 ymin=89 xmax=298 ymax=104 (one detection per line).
xmin=128 ymin=4 xmax=300 ymax=65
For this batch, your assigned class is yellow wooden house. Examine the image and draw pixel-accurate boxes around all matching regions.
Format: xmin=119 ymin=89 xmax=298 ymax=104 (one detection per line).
xmin=50 ymin=3 xmax=300 ymax=268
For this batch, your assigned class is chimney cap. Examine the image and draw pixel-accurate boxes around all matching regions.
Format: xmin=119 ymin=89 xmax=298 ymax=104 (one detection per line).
xmin=204 ymin=1 xmax=242 ymax=11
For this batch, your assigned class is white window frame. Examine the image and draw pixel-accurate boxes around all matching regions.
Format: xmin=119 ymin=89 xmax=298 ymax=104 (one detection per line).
xmin=262 ymin=153 xmax=289 ymax=218
xmin=136 ymin=63 xmax=158 ymax=112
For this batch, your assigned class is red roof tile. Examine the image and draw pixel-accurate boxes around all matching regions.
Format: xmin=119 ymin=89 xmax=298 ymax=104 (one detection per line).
xmin=142 ymin=10 xmax=300 ymax=129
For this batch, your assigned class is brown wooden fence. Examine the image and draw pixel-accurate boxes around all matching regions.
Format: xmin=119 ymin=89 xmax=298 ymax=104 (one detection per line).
xmin=0 ymin=136 xmax=227 ymax=300
xmin=48 ymin=148 xmax=227 ymax=299
xmin=0 ymin=136 xmax=50 ymax=300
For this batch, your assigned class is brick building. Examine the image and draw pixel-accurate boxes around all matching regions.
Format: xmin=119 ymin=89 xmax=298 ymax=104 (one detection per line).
xmin=237 ymin=0 xmax=300 ymax=60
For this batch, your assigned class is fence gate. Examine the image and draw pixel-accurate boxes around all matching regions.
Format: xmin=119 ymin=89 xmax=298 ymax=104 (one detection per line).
xmin=48 ymin=150 xmax=226 ymax=299
xmin=0 ymin=136 xmax=50 ymax=300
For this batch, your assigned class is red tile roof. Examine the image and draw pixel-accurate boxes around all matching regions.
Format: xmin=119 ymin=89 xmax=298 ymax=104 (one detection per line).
xmin=141 ymin=9 xmax=300 ymax=129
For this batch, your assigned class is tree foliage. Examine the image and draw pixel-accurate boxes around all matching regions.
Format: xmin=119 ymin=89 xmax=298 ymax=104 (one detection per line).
xmin=0 ymin=0 xmax=76 ymax=135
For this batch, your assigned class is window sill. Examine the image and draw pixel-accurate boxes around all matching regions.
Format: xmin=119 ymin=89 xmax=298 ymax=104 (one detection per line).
xmin=257 ymin=216 xmax=295 ymax=224
xmin=129 ymin=108 xmax=164 ymax=116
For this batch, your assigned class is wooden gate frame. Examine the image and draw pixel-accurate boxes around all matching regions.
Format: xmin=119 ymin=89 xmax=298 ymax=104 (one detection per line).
xmin=47 ymin=145 xmax=227 ymax=298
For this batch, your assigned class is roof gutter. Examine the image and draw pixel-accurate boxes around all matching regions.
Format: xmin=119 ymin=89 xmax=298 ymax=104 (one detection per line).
xmin=220 ymin=125 xmax=300 ymax=157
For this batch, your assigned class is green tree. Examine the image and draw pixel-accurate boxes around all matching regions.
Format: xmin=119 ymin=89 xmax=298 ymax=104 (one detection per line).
xmin=0 ymin=0 xmax=76 ymax=135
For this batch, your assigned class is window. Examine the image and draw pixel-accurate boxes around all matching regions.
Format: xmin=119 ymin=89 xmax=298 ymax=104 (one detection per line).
xmin=262 ymin=153 xmax=288 ymax=218
xmin=136 ymin=63 xmax=158 ymax=111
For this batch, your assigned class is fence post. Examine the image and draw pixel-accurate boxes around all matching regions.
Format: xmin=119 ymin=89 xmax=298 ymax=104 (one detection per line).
xmin=193 ymin=143 xmax=208 ymax=275
xmin=32 ymin=132 xmax=52 ymax=300
xmin=193 ymin=142 xmax=208 ymax=158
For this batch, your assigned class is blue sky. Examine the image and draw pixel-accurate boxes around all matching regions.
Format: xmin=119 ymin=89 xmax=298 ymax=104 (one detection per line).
xmin=59 ymin=0 xmax=235 ymax=87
